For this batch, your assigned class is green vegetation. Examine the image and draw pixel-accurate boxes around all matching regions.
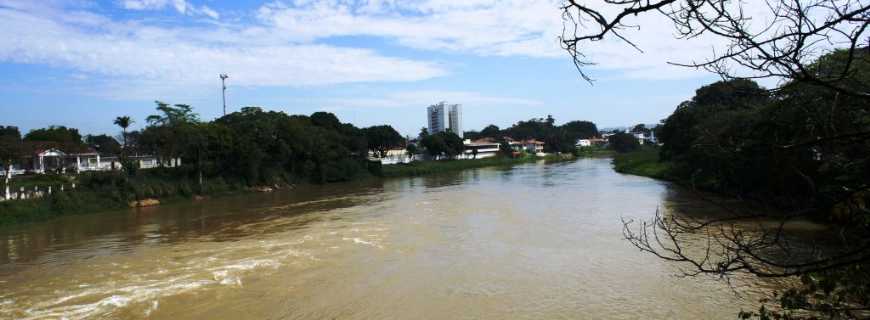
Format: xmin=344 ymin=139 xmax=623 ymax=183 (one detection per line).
xmin=0 ymin=168 xmax=245 ymax=226
xmin=1 ymin=101 xmax=596 ymax=227
xmin=611 ymin=147 xmax=670 ymax=180
xmin=381 ymin=154 xmax=565 ymax=178
xmin=606 ymin=132 xmax=641 ymax=153
xmin=575 ymin=145 xmax=613 ymax=157
xmin=610 ymin=49 xmax=870 ymax=319
xmin=464 ymin=116 xmax=599 ymax=153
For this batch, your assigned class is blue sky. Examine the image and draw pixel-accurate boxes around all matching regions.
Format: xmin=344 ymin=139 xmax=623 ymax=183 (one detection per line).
xmin=0 ymin=0 xmax=727 ymax=137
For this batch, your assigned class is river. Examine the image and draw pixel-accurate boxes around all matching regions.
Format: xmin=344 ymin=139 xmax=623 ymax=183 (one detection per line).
xmin=0 ymin=158 xmax=783 ymax=319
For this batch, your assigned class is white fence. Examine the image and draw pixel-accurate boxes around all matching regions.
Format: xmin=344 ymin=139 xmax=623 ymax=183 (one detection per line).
xmin=1 ymin=183 xmax=77 ymax=202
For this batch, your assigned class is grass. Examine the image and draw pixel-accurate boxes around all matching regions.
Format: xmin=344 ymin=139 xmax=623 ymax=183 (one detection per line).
xmin=0 ymin=168 xmax=248 ymax=227
xmin=575 ymin=146 xmax=615 ymax=157
xmin=380 ymin=153 xmax=571 ymax=178
xmin=611 ymin=147 xmax=673 ymax=180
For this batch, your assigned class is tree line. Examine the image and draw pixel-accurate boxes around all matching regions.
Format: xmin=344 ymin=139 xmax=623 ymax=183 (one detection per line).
xmin=628 ymin=49 xmax=870 ymax=318
xmin=0 ymin=105 xmax=415 ymax=187
xmin=463 ymin=116 xmax=600 ymax=153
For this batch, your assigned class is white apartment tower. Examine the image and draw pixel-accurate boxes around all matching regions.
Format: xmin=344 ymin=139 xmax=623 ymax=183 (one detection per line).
xmin=427 ymin=102 xmax=446 ymax=134
xmin=448 ymin=104 xmax=461 ymax=138
xmin=427 ymin=102 xmax=462 ymax=137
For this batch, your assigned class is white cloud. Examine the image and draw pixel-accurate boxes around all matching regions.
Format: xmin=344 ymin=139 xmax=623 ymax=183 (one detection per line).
xmin=0 ymin=1 xmax=445 ymax=98
xmin=318 ymin=90 xmax=543 ymax=110
xmin=251 ymin=0 xmax=803 ymax=81
xmin=0 ymin=0 xmax=807 ymax=102
xmin=255 ymin=0 xmax=565 ymax=58
xmin=120 ymin=0 xmax=219 ymax=19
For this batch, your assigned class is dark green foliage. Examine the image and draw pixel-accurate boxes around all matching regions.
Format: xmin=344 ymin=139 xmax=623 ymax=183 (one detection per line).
xmin=639 ymin=49 xmax=870 ymax=319
xmin=23 ymin=125 xmax=87 ymax=152
xmin=496 ymin=117 xmax=599 ymax=154
xmin=0 ymin=126 xmax=22 ymax=175
xmin=480 ymin=124 xmax=501 ymax=138
xmin=211 ymin=107 xmax=370 ymax=184
xmin=420 ymin=131 xmax=463 ymax=158
xmin=405 ymin=143 xmax=418 ymax=155
xmin=608 ymin=132 xmax=640 ymax=153
xmin=562 ymin=121 xmax=599 ymax=139
xmin=630 ymin=124 xmax=651 ymax=136
xmin=146 ymin=101 xmax=198 ymax=126
xmin=310 ymin=111 xmax=341 ymax=129
xmin=612 ymin=147 xmax=671 ymax=179
xmin=363 ymin=125 xmax=404 ymax=157
xmin=85 ymin=134 xmax=121 ymax=155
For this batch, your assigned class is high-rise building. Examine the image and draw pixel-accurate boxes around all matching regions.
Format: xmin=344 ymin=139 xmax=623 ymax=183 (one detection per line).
xmin=426 ymin=101 xmax=462 ymax=137
xmin=448 ymin=104 xmax=461 ymax=138
xmin=427 ymin=102 xmax=446 ymax=134
xmin=427 ymin=101 xmax=462 ymax=137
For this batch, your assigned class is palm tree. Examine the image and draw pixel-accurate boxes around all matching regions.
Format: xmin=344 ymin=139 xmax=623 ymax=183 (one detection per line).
xmin=114 ymin=116 xmax=133 ymax=149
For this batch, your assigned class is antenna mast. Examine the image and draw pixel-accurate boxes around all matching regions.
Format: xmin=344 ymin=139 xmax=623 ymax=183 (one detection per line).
xmin=219 ymin=74 xmax=229 ymax=116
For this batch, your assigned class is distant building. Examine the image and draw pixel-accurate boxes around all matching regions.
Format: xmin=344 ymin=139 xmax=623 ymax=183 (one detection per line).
xmin=427 ymin=102 xmax=462 ymax=137
xmin=503 ymin=137 xmax=545 ymax=155
xmin=427 ymin=103 xmax=446 ymax=134
xmin=448 ymin=104 xmax=461 ymax=138
xmin=461 ymin=138 xmax=499 ymax=159
xmin=633 ymin=133 xmax=646 ymax=145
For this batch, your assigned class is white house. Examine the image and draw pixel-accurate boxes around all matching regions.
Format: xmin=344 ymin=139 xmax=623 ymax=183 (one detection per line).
xmin=461 ymin=138 xmax=500 ymax=159
xmin=369 ymin=149 xmax=416 ymax=165
xmin=522 ymin=139 xmax=545 ymax=154
xmin=633 ymin=133 xmax=646 ymax=145
xmin=576 ymin=139 xmax=592 ymax=147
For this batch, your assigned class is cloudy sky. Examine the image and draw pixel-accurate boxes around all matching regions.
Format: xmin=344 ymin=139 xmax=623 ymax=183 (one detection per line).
xmin=0 ymin=0 xmax=727 ymax=136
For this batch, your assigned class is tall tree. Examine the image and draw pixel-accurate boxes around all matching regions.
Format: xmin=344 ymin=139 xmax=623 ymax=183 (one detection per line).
xmin=114 ymin=116 xmax=133 ymax=149
xmin=146 ymin=101 xmax=199 ymax=126
xmin=363 ymin=125 xmax=404 ymax=158
xmin=0 ymin=126 xmax=22 ymax=199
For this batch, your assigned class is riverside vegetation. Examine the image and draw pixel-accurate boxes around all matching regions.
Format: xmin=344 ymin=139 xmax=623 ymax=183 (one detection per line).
xmin=1 ymin=105 xmax=593 ymax=227
xmin=609 ymin=50 xmax=870 ymax=319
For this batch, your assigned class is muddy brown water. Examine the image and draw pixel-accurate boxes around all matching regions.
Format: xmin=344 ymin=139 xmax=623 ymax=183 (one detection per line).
xmin=0 ymin=159 xmax=798 ymax=319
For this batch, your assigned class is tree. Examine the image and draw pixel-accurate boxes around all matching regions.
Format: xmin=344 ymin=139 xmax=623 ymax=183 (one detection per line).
xmin=420 ymin=131 xmax=463 ymax=159
xmin=310 ymin=112 xmax=341 ymax=130
xmin=560 ymin=0 xmax=870 ymax=99
xmin=405 ymin=143 xmax=418 ymax=156
xmin=146 ymin=101 xmax=198 ymax=126
xmin=114 ymin=116 xmax=133 ymax=149
xmin=619 ymin=50 xmax=870 ymax=319
xmin=479 ymin=124 xmax=501 ymax=138
xmin=0 ymin=126 xmax=22 ymax=199
xmin=607 ymin=132 xmax=640 ymax=153
xmin=561 ymin=121 xmax=598 ymax=139
xmin=630 ymin=124 xmax=651 ymax=136
xmin=24 ymin=125 xmax=86 ymax=152
xmin=363 ymin=125 xmax=404 ymax=158
xmin=84 ymin=134 xmax=121 ymax=155
xmin=658 ymin=79 xmax=769 ymax=161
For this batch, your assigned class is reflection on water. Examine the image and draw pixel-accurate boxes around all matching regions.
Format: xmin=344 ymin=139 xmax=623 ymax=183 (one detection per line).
xmin=0 ymin=159 xmax=795 ymax=319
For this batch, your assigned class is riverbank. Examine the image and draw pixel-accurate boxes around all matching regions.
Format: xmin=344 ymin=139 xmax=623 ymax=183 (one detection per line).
xmin=380 ymin=154 xmax=572 ymax=178
xmin=1 ymin=154 xmax=575 ymax=227
xmin=611 ymin=147 xmax=673 ymax=181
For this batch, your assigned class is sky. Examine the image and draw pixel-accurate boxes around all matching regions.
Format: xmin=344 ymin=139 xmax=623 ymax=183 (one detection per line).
xmin=0 ymin=0 xmax=733 ymax=137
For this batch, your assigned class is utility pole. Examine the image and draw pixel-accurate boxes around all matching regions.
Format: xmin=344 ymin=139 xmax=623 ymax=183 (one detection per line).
xmin=220 ymin=74 xmax=229 ymax=116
